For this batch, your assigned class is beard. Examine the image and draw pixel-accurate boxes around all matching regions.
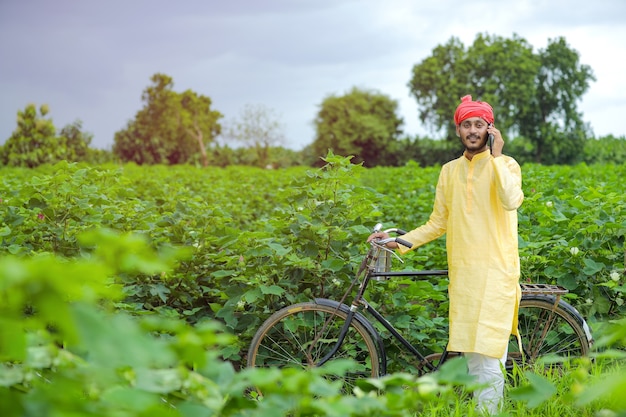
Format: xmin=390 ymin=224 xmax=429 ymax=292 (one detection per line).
xmin=462 ymin=132 xmax=488 ymax=151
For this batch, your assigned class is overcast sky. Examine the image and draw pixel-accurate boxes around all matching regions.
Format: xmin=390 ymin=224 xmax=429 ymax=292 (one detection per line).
xmin=1 ymin=0 xmax=625 ymax=151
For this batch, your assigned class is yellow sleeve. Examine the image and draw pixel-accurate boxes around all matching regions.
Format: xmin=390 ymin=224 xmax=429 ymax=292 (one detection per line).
xmin=397 ymin=165 xmax=449 ymax=255
xmin=492 ymin=156 xmax=524 ymax=211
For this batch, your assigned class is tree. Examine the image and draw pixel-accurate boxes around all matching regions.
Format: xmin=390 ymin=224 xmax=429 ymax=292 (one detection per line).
xmin=0 ymin=104 xmax=77 ymax=167
xmin=522 ymin=37 xmax=595 ymax=164
xmin=113 ymin=73 xmax=222 ymax=166
xmin=180 ymin=90 xmax=222 ymax=167
xmin=1 ymin=104 xmax=56 ymax=167
xmin=311 ymin=87 xmax=404 ymax=167
xmin=224 ymin=103 xmax=286 ymax=168
xmin=0 ymin=104 xmax=99 ymax=167
xmin=408 ymin=33 xmax=595 ymax=164
xmin=407 ymin=37 xmax=474 ymax=140
xmin=58 ymin=120 xmax=93 ymax=162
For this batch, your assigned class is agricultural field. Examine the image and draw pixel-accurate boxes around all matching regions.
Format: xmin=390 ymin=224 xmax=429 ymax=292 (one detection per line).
xmin=1 ymin=156 xmax=625 ymax=415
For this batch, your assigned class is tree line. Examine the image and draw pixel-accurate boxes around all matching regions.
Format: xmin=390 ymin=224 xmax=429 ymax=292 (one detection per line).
xmin=2 ymin=33 xmax=625 ymax=168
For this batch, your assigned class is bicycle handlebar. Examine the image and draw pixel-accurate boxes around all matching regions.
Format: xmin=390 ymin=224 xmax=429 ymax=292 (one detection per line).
xmin=374 ymin=235 xmax=413 ymax=249
xmin=372 ymin=224 xmax=413 ymax=248
xmin=395 ymin=238 xmax=413 ymax=248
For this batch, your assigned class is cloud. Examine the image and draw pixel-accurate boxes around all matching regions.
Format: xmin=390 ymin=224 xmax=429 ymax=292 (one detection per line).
xmin=1 ymin=0 xmax=624 ymax=151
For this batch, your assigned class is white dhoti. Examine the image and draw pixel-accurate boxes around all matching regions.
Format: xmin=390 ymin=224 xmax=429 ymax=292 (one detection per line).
xmin=466 ymin=348 xmax=508 ymax=415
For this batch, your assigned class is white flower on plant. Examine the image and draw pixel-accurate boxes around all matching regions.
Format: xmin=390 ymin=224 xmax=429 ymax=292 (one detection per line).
xmin=595 ymin=408 xmax=616 ymax=417
xmin=570 ymin=247 xmax=580 ymax=256
xmin=545 ymin=201 xmax=553 ymax=208
xmin=610 ymin=271 xmax=621 ymax=282
xmin=417 ymin=375 xmax=439 ymax=396
xmin=236 ymin=300 xmax=246 ymax=310
xmin=585 ymin=298 xmax=593 ymax=304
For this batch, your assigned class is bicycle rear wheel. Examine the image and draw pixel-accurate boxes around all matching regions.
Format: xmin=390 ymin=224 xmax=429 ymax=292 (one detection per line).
xmin=247 ymin=302 xmax=380 ymax=392
xmin=509 ymin=296 xmax=591 ymax=368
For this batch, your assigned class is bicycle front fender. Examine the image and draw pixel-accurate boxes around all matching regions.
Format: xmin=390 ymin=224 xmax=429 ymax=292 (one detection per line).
xmin=314 ymin=297 xmax=387 ymax=375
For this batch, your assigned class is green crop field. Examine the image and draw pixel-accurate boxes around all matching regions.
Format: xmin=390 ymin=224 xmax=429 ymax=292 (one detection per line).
xmin=1 ymin=157 xmax=625 ymax=416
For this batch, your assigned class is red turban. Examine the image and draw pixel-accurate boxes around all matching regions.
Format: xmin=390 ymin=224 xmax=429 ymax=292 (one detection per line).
xmin=453 ymin=95 xmax=494 ymax=125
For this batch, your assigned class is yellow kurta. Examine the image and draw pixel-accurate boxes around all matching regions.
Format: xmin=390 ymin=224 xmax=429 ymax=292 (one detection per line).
xmin=399 ymin=150 xmax=524 ymax=358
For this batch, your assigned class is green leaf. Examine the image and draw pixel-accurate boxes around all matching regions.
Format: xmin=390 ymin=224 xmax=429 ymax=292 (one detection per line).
xmin=557 ymin=274 xmax=579 ymax=290
xmin=552 ymin=209 xmax=568 ymax=222
xmin=134 ymin=368 xmax=182 ymax=393
xmin=71 ymin=303 xmax=174 ymax=368
xmin=321 ymin=258 xmax=345 ymax=272
xmin=582 ymin=258 xmax=604 ymax=276
xmin=267 ymin=242 xmax=291 ymax=256
xmin=7 ymin=244 xmax=23 ymax=255
xmin=575 ymin=371 xmax=626 ymax=407
xmin=243 ymin=288 xmax=263 ymax=302
xmin=435 ymin=356 xmax=474 ymax=385
xmin=100 ymin=387 xmax=161 ymax=412
xmin=509 ymin=371 xmax=556 ymax=408
xmin=149 ymin=283 xmax=170 ymax=303
xmin=211 ymin=270 xmax=236 ymax=279
xmin=0 ymin=364 xmax=24 ymax=387
xmin=0 ymin=318 xmax=26 ymax=361
xmin=27 ymin=197 xmax=47 ymax=209
xmin=260 ymin=284 xmax=284 ymax=296
xmin=26 ymin=346 xmax=54 ymax=369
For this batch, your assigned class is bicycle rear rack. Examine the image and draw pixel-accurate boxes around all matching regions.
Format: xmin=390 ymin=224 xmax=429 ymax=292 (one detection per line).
xmin=520 ymin=283 xmax=568 ymax=295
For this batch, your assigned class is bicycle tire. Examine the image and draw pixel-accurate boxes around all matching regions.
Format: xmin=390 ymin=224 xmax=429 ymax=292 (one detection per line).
xmin=509 ymin=296 xmax=591 ymax=368
xmin=247 ymin=302 xmax=380 ymax=392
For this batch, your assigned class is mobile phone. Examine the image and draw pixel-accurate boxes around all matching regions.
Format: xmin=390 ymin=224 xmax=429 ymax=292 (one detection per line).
xmin=487 ymin=124 xmax=494 ymax=153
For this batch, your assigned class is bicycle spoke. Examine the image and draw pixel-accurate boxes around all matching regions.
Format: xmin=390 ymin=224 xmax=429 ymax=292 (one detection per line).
xmin=248 ymin=302 xmax=380 ymax=393
xmin=511 ymin=297 xmax=589 ymax=369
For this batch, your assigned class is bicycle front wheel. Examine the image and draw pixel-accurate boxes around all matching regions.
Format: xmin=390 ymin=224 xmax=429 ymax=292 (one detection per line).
xmin=247 ymin=302 xmax=380 ymax=391
xmin=509 ymin=296 xmax=591 ymax=368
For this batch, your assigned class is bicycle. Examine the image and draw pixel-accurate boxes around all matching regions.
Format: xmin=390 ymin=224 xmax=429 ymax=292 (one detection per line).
xmin=247 ymin=224 xmax=593 ymax=390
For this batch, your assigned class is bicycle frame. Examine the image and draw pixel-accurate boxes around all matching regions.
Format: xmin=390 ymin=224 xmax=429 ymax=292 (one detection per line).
xmin=315 ymin=256 xmax=453 ymax=375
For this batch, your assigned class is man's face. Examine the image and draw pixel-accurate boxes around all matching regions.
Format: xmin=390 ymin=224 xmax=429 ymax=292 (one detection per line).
xmin=456 ymin=117 xmax=488 ymax=152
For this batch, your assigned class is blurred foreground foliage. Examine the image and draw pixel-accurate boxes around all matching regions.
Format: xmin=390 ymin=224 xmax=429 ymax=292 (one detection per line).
xmin=1 ymin=228 xmax=625 ymax=416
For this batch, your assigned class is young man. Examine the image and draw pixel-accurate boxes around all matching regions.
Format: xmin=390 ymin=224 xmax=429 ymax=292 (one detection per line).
xmin=368 ymin=95 xmax=524 ymax=414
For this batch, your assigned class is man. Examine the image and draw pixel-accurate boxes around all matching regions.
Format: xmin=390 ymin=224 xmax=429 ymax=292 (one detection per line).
xmin=368 ymin=95 xmax=524 ymax=414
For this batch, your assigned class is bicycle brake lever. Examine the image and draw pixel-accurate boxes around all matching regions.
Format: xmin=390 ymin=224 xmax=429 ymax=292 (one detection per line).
xmin=372 ymin=241 xmax=404 ymax=264
xmin=385 ymin=246 xmax=404 ymax=263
